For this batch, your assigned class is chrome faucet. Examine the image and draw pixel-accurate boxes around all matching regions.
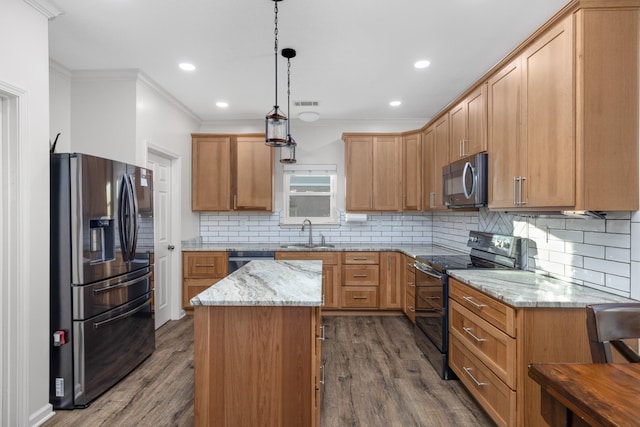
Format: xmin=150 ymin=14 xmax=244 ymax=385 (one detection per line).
xmin=301 ymin=219 xmax=313 ymax=246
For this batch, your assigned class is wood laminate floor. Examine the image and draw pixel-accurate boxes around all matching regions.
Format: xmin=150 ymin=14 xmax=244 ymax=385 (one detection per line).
xmin=43 ymin=315 xmax=494 ymax=427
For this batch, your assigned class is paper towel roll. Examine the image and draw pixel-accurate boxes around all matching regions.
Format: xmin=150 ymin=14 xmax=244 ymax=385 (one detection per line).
xmin=345 ymin=213 xmax=367 ymax=222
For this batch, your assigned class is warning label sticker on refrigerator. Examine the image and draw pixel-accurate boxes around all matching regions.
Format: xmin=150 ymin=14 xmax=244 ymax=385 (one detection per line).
xmin=55 ymin=378 xmax=64 ymax=397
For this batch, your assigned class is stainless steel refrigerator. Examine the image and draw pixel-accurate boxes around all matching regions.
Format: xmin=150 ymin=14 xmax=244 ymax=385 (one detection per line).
xmin=50 ymin=153 xmax=155 ymax=409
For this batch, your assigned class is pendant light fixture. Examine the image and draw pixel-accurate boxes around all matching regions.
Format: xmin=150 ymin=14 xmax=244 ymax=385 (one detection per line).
xmin=280 ymin=47 xmax=297 ymax=164
xmin=265 ymin=0 xmax=288 ymax=147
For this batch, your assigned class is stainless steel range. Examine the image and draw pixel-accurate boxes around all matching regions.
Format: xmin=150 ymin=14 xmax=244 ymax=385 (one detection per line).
xmin=414 ymin=231 xmax=521 ymax=379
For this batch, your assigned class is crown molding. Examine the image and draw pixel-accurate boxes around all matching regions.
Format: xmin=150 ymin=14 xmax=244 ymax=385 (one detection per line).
xmin=136 ymin=71 xmax=201 ymax=123
xmin=23 ymin=0 xmax=62 ymax=19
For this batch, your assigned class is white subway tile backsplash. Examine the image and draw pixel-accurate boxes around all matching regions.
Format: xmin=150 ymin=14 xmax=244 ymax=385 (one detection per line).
xmin=198 ymin=208 xmax=638 ymax=299
xmin=584 ymin=231 xmax=631 ymax=248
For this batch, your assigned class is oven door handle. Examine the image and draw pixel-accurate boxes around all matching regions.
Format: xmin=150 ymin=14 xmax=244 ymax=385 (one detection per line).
xmin=415 ymin=264 xmax=442 ymax=280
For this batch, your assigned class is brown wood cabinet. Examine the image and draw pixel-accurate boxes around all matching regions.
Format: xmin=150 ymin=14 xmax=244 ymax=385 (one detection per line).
xmin=488 ymin=8 xmax=639 ymax=211
xmin=341 ymin=252 xmax=379 ymax=308
xmin=402 ymin=132 xmax=422 ymax=211
xmin=379 ymin=252 xmax=403 ymax=310
xmin=276 ymin=251 xmax=341 ymax=309
xmin=403 ymin=255 xmax=416 ymax=323
xmin=343 ymin=134 xmax=401 ymax=212
xmin=194 ymin=305 xmax=321 ymax=427
xmin=448 ymin=278 xmax=594 ymax=427
xmin=422 ymin=115 xmax=449 ymax=211
xmin=191 ymin=134 xmax=274 ymax=212
xmin=450 ymin=84 xmax=487 ymax=161
xmin=182 ymin=251 xmax=228 ymax=311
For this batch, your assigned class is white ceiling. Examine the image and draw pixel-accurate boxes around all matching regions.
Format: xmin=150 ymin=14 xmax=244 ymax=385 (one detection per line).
xmin=48 ymin=0 xmax=569 ymax=123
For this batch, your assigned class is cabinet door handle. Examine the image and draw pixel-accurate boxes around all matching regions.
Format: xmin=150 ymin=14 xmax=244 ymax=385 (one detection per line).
xmin=519 ymin=176 xmax=526 ymax=206
xmin=317 ymin=324 xmax=326 ymax=341
xmin=407 ymin=305 xmax=415 ymax=312
xmin=320 ymin=363 xmax=325 ymax=385
xmin=408 ymin=282 xmax=415 ymax=288
xmin=352 ymin=296 xmax=368 ymax=300
xmin=459 ymin=140 xmax=463 ymax=157
xmin=463 ymin=366 xmax=486 ymax=387
xmin=430 ymin=192 xmax=436 ymax=208
xmin=513 ymin=176 xmax=518 ymax=206
xmin=463 ymin=327 xmax=487 ymax=343
xmin=353 ymin=274 xmax=368 ymax=278
xmin=462 ymin=296 xmax=487 ymax=309
xmin=195 ymin=263 xmax=215 ymax=267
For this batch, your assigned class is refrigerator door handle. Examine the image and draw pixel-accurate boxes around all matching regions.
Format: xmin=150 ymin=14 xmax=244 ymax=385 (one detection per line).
xmin=127 ymin=174 xmax=139 ymax=261
xmin=118 ymin=174 xmax=130 ymax=262
xmin=92 ymin=297 xmax=149 ymax=329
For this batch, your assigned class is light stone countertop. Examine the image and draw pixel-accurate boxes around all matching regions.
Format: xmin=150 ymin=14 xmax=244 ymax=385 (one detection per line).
xmin=190 ymin=260 xmax=322 ymax=307
xmin=181 ymin=242 xmax=465 ymax=259
xmin=448 ymin=269 xmax=637 ymax=308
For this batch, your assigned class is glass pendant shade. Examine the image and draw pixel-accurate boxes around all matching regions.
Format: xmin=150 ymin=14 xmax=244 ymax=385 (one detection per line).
xmin=265 ymin=106 xmax=288 ymax=147
xmin=280 ymin=136 xmax=297 ymax=164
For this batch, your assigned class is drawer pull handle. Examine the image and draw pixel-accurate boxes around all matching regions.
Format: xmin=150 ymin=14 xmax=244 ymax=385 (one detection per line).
xmin=407 ymin=305 xmax=415 ymax=312
xmin=195 ymin=263 xmax=215 ymax=267
xmin=408 ymin=282 xmax=415 ymax=287
xmin=352 ymin=257 xmax=368 ymax=261
xmin=426 ymin=296 xmax=440 ymax=300
xmin=353 ymin=274 xmax=368 ymax=278
xmin=463 ymin=327 xmax=487 ymax=343
xmin=317 ymin=324 xmax=326 ymax=341
xmin=352 ymin=296 xmax=368 ymax=300
xmin=462 ymin=296 xmax=487 ymax=309
xmin=463 ymin=366 xmax=486 ymax=387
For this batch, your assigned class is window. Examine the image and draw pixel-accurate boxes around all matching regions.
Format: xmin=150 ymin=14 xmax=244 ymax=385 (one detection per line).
xmin=282 ymin=165 xmax=337 ymax=225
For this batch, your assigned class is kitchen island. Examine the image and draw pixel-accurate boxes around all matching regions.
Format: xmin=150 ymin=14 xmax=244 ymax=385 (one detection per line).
xmin=191 ymin=260 xmax=323 ymax=427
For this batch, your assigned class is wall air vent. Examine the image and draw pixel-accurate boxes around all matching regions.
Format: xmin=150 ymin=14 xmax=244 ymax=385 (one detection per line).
xmin=294 ymin=101 xmax=319 ymax=107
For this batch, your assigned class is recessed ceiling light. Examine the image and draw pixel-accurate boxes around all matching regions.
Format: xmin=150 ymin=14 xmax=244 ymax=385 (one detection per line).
xmin=179 ymin=63 xmax=196 ymax=71
xmin=414 ymin=60 xmax=431 ymax=69
xmin=389 ymin=101 xmax=402 ymax=107
xmin=216 ymin=101 xmax=228 ymax=108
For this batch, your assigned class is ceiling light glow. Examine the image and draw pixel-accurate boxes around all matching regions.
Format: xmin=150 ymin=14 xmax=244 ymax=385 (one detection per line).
xmin=179 ymin=63 xmax=196 ymax=71
xmin=414 ymin=60 xmax=431 ymax=69
xmin=216 ymin=101 xmax=228 ymax=108
xmin=389 ymin=101 xmax=402 ymax=107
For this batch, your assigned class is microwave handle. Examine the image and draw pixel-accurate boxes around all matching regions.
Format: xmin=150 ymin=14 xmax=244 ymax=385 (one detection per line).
xmin=462 ymin=161 xmax=476 ymax=199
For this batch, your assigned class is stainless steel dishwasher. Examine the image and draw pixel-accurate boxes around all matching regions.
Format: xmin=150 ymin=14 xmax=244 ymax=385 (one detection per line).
xmin=228 ymin=251 xmax=275 ymax=273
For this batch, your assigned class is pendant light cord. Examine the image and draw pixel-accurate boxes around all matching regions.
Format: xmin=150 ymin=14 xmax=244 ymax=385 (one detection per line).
xmin=273 ymin=1 xmax=279 ymax=107
xmin=287 ymin=57 xmax=291 ymax=136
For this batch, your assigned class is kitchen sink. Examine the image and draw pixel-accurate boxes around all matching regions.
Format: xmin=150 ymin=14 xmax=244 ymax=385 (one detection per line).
xmin=279 ymin=243 xmax=335 ymax=249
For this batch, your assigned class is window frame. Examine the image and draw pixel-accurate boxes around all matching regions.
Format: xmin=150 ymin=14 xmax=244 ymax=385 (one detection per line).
xmin=281 ymin=165 xmax=338 ymax=225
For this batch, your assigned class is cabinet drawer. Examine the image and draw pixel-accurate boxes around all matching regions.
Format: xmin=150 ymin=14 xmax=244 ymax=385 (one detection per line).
xmin=342 ymin=265 xmax=379 ymax=286
xmin=450 ymin=336 xmax=516 ymax=427
xmin=276 ymin=251 xmax=339 ymax=265
xmin=341 ymin=287 xmax=378 ymax=308
xmin=183 ymin=278 xmax=221 ymax=308
xmin=449 ymin=300 xmax=516 ymax=389
xmin=183 ymin=252 xmax=228 ymax=278
xmin=342 ymin=252 xmax=379 ymax=265
xmin=449 ymin=278 xmax=516 ymax=337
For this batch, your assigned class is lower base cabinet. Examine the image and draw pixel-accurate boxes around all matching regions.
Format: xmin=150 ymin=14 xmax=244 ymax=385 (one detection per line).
xmin=194 ymin=305 xmax=322 ymax=427
xmin=182 ymin=251 xmax=228 ymax=311
xmin=449 ymin=278 xmax=593 ymax=427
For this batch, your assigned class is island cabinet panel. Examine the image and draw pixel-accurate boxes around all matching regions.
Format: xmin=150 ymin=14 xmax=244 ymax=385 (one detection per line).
xmin=194 ymin=305 xmax=321 ymax=427
xmin=449 ymin=278 xmax=593 ymax=427
xmin=276 ymin=251 xmax=341 ymax=309
xmin=182 ymin=251 xmax=228 ymax=311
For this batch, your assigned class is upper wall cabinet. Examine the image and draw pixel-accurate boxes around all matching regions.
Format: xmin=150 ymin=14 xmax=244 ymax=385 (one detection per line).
xmin=422 ymin=115 xmax=450 ymax=211
xmin=343 ymin=134 xmax=402 ymax=212
xmin=192 ymin=134 xmax=274 ymax=212
xmin=450 ymin=83 xmax=487 ymax=161
xmin=402 ymin=132 xmax=422 ymax=211
xmin=488 ymin=6 xmax=639 ymax=211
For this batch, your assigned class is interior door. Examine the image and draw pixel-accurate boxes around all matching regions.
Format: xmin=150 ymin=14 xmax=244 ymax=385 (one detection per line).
xmin=147 ymin=152 xmax=172 ymax=328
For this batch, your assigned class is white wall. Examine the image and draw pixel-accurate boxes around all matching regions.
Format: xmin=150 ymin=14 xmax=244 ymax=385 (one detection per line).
xmin=48 ymin=62 xmax=71 ymax=153
xmin=0 ymin=0 xmax=52 ymax=424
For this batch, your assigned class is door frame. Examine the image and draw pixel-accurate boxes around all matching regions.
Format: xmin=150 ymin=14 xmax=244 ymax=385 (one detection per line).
xmin=0 ymin=82 xmax=30 ymax=425
xmin=146 ymin=143 xmax=183 ymax=320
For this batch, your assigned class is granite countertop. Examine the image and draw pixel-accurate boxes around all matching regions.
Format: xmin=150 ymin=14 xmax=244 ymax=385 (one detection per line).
xmin=448 ymin=269 xmax=636 ymax=308
xmin=190 ymin=260 xmax=323 ymax=307
xmin=181 ymin=242 xmax=465 ymax=259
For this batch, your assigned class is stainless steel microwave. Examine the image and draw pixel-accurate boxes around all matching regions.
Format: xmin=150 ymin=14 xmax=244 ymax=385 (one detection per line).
xmin=442 ymin=152 xmax=488 ymax=208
